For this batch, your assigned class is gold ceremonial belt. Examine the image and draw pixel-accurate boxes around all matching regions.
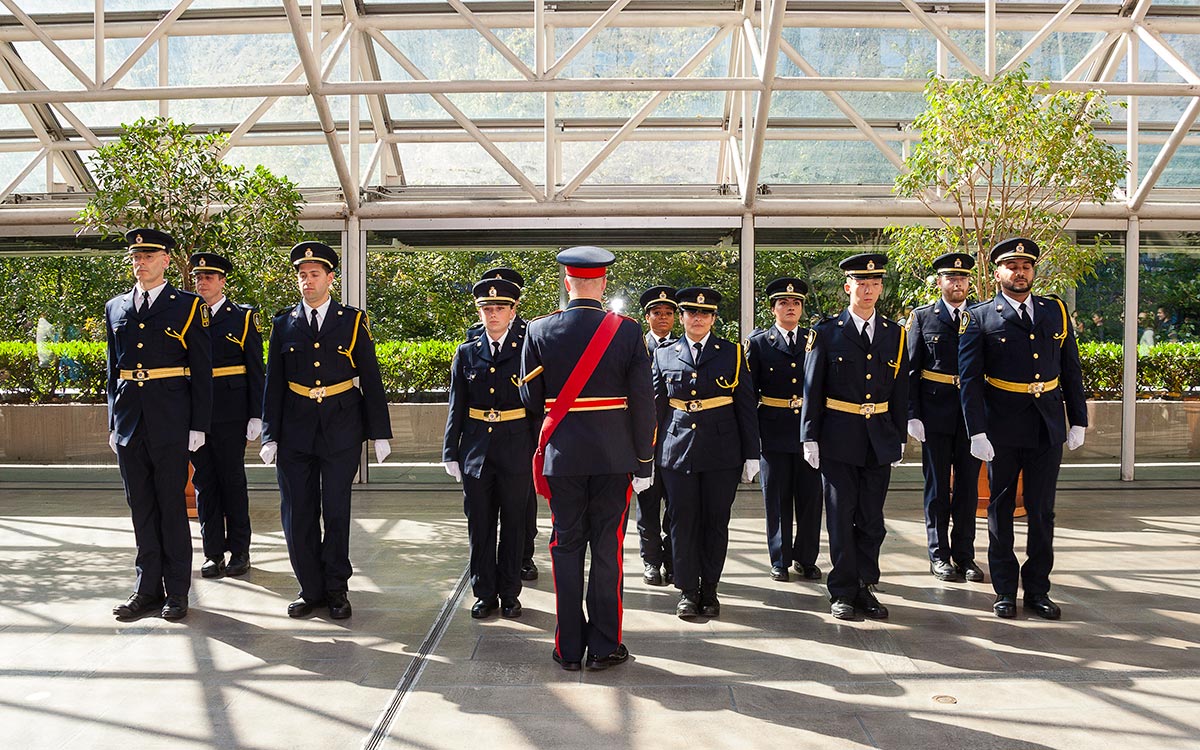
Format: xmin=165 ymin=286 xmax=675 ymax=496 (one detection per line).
xmin=669 ymin=396 xmax=734 ymax=413
xmin=119 ymin=367 xmax=189 ymax=381
xmin=288 ymin=379 xmax=355 ymax=403
xmin=760 ymin=396 xmax=803 ymax=409
xmin=544 ymin=396 xmax=628 ymax=412
xmin=825 ymin=398 xmax=889 ymax=419
xmin=921 ymin=370 xmax=960 ymax=387
xmin=469 ymin=407 xmax=526 ymax=423
xmin=985 ymin=375 xmax=1059 ymax=398
xmin=212 ymin=365 xmax=248 ymax=378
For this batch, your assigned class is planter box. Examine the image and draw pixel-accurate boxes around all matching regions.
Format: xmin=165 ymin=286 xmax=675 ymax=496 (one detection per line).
xmin=4 ymin=400 xmax=1199 ymax=465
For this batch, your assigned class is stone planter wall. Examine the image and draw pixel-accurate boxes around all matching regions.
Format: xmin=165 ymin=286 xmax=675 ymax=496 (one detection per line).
xmin=3 ymin=400 xmax=1199 ymax=464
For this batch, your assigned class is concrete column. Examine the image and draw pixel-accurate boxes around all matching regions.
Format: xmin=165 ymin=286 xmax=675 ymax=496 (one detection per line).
xmin=739 ymin=212 xmax=756 ymax=340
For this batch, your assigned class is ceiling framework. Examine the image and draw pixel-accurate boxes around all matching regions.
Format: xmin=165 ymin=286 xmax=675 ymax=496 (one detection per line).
xmin=0 ymin=0 xmax=1197 ymax=223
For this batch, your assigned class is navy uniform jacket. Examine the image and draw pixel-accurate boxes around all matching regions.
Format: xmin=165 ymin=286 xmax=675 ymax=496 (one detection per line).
xmin=801 ymin=309 xmax=910 ymax=466
xmin=443 ymin=329 xmax=540 ymax=478
xmin=959 ymin=294 xmax=1087 ymax=447
xmin=208 ymin=300 xmax=264 ymax=427
xmin=645 ymin=331 xmax=675 ymax=352
xmin=105 ymin=283 xmax=212 ymax=445
xmin=520 ymin=298 xmax=656 ymax=478
xmin=906 ymin=300 xmax=970 ymax=435
xmin=653 ymin=335 xmax=758 ymax=472
xmin=262 ymin=300 xmax=392 ymax=453
xmin=746 ymin=326 xmax=808 ymax=454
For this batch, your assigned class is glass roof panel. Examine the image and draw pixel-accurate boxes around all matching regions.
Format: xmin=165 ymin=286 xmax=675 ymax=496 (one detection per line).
xmin=393 ymin=141 xmax=543 ymax=186
xmin=561 ymin=140 xmax=718 ymax=185
xmin=760 ymin=140 xmax=901 ymax=185
xmin=553 ymin=27 xmax=730 ymax=79
xmin=781 ymin=27 xmax=936 ymax=78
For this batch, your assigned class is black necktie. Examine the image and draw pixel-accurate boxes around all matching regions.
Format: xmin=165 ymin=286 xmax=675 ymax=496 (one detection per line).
xmin=861 ymin=321 xmax=871 ymax=348
xmin=658 ymin=337 xmax=667 ymax=347
xmin=1018 ymin=302 xmax=1028 ymax=324
xmin=693 ymin=341 xmax=703 ymax=363
xmin=952 ymin=309 xmax=960 ymax=328
xmin=786 ymin=330 xmax=796 ymax=352
xmin=310 ymin=308 xmax=319 ymax=334
xmin=139 ymin=290 xmax=149 ymax=313
xmin=492 ymin=340 xmax=501 ymax=358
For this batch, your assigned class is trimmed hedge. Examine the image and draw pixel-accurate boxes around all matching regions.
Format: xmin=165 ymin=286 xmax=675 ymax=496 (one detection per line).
xmin=3 ymin=340 xmax=1197 ymax=403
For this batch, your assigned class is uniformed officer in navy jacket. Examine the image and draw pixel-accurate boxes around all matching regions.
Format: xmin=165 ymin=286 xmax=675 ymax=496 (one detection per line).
xmin=746 ymin=277 xmax=823 ymax=584
xmin=636 ymin=285 xmax=678 ymax=587
xmin=905 ymin=252 xmax=985 ymax=584
xmin=444 ymin=278 xmax=537 ymax=620
xmin=959 ymin=238 xmax=1088 ymax=620
xmin=260 ymin=241 xmax=393 ymax=621
xmin=105 ymin=228 xmax=212 ymax=621
xmin=801 ymin=253 xmax=909 ymax=621
xmin=466 ymin=267 xmax=539 ymax=583
xmin=653 ymin=287 xmax=759 ymax=620
xmin=188 ymin=251 xmax=264 ymax=580
xmin=520 ymin=246 xmax=656 ymax=672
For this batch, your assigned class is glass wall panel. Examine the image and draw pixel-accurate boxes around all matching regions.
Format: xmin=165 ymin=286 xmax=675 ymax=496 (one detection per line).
xmin=760 ymin=139 xmax=901 ymax=185
xmin=560 ymin=140 xmax=718 ymax=185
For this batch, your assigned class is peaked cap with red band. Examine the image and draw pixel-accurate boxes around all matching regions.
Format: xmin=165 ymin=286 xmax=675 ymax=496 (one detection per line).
xmin=557 ymin=245 xmax=615 ymax=278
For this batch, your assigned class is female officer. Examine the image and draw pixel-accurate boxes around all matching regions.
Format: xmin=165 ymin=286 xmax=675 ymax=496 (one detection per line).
xmin=653 ymin=287 xmax=758 ymax=619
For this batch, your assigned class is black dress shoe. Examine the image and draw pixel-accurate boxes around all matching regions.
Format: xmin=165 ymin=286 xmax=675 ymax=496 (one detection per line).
xmin=471 ymin=598 xmax=498 ymax=619
xmin=643 ymin=563 xmax=663 ymax=586
xmin=830 ymin=596 xmax=857 ymax=620
xmin=520 ymin=560 xmax=538 ymax=581
xmin=770 ymin=566 xmax=790 ymax=582
xmin=676 ymin=591 xmax=701 ymax=619
xmin=225 ymin=553 xmax=250 ymax=577
xmin=663 ymin=566 xmax=674 ymax=585
xmin=853 ymin=586 xmax=889 ymax=619
xmin=993 ymin=593 xmax=1017 ymax=619
xmin=955 ymin=560 xmax=985 ymax=582
xmin=552 ymin=648 xmax=581 ymax=672
xmin=501 ymin=598 xmax=522 ymax=618
xmin=328 ymin=592 xmax=352 ymax=620
xmin=200 ymin=557 xmax=225 ymax=578
xmin=930 ymin=559 xmax=960 ymax=581
xmin=800 ymin=564 xmax=823 ymax=581
xmin=699 ymin=584 xmax=720 ymax=617
xmin=113 ymin=593 xmax=163 ymax=619
xmin=585 ymin=643 xmax=629 ymax=671
xmin=288 ymin=597 xmax=322 ymax=618
xmin=1024 ymin=593 xmax=1061 ymax=620
xmin=161 ymin=594 xmax=188 ymax=620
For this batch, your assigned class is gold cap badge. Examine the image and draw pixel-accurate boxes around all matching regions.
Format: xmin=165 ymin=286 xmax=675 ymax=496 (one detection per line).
xmin=696 ymin=293 xmax=706 ymax=304
xmin=786 ymin=283 xmax=794 ymax=292
xmin=866 ymin=260 xmax=875 ymax=270
xmin=489 ymin=286 xmax=497 ymax=297
xmin=659 ymin=291 xmax=667 ymax=299
xmin=305 ymin=248 xmax=313 ymax=258
xmin=198 ymin=258 xmax=206 ymax=266
xmin=1016 ymin=243 xmax=1025 ymax=252
xmin=135 ymin=234 xmax=143 ymax=244
xmin=954 ymin=258 xmax=962 ymax=268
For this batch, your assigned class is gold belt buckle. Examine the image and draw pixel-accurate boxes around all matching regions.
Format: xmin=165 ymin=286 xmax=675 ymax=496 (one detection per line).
xmin=1029 ymin=382 xmax=1045 ymax=396
xmin=686 ymin=399 xmax=703 ymax=413
xmin=133 ymin=369 xmax=149 ymax=381
xmin=485 ymin=409 xmax=501 ymax=423
xmin=788 ymin=397 xmax=802 ymax=409
xmin=952 ymin=375 xmax=961 ymax=387
xmin=859 ymin=402 xmax=877 ymax=418
xmin=309 ymin=386 xmax=327 ymax=402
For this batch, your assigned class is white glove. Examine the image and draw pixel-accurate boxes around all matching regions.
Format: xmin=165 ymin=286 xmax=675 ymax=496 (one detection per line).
xmin=108 ymin=431 xmax=119 ymax=454
xmin=245 ymin=418 xmax=263 ymax=441
xmin=969 ymin=433 xmax=995 ymax=462
xmin=374 ymin=439 xmax=391 ymax=464
xmin=444 ymin=460 xmax=463 ymax=482
xmin=631 ymin=470 xmax=654 ymax=494
xmin=803 ymin=441 xmax=820 ymax=470
xmin=907 ymin=418 xmax=926 ymax=443
xmin=892 ymin=444 xmax=906 ymax=467
xmin=741 ymin=459 xmax=760 ymax=483
xmin=188 ymin=430 xmax=206 ymax=452
xmin=1066 ymin=425 xmax=1086 ymax=451
xmin=259 ymin=441 xmax=278 ymax=465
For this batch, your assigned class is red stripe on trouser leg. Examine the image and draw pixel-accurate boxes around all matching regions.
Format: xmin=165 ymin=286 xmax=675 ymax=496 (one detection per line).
xmin=615 ymin=478 xmax=632 ymax=643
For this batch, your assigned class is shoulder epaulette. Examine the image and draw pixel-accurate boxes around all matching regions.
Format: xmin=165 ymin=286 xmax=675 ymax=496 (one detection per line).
xmin=274 ymin=306 xmax=293 ymax=319
xmin=528 ymin=310 xmax=564 ymax=322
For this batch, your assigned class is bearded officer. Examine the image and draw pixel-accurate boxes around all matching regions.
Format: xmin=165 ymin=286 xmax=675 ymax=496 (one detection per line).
xmin=747 ymin=277 xmax=823 ymax=584
xmin=260 ymin=241 xmax=393 ymax=620
xmin=106 ymin=228 xmax=212 ymax=621
xmin=188 ymin=251 xmax=264 ymax=580
xmin=444 ymin=278 xmax=537 ymax=619
xmin=906 ymin=252 xmax=985 ymax=584
xmin=801 ymin=253 xmax=909 ymax=621
xmin=466 ymin=267 xmax=538 ymax=583
xmin=959 ymin=238 xmax=1087 ymax=620
xmin=635 ymin=285 xmax=678 ymax=586
xmin=520 ymin=246 xmax=655 ymax=671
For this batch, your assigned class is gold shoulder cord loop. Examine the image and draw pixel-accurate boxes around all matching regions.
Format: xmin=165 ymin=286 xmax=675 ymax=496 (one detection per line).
xmin=512 ymin=365 xmax=544 ymax=388
xmin=225 ymin=308 xmax=252 ymax=349
xmin=337 ymin=311 xmax=363 ymax=369
xmin=889 ymin=325 xmax=906 ymax=379
xmin=1053 ymin=297 xmax=1068 ymax=347
xmin=715 ymin=343 xmax=742 ymax=390
xmin=164 ymin=297 xmax=200 ymax=350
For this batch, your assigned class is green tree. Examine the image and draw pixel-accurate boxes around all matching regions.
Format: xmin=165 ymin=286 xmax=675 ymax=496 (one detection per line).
xmin=74 ymin=117 xmax=304 ymax=313
xmin=886 ymin=67 xmax=1127 ymax=307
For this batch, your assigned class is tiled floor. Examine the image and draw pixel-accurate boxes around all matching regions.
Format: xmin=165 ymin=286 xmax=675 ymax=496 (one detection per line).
xmin=2 ymin=475 xmax=1198 ymax=749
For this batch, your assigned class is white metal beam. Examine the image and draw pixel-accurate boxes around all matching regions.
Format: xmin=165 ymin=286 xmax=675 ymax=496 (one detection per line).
xmin=897 ymin=0 xmax=985 ymax=78
xmin=1133 ymin=26 xmax=1200 ymax=85
xmin=998 ymin=0 xmax=1086 ymax=77
xmin=445 ymin=0 xmax=535 ymax=80
xmin=103 ymin=0 xmax=193 ymax=89
xmin=742 ymin=0 xmax=788 ymax=207
xmin=1063 ymin=31 xmax=1122 ymax=82
xmin=0 ymin=146 xmax=47 ymax=202
xmin=1129 ymin=98 xmax=1200 ymax=211
xmin=0 ymin=0 xmax=94 ymax=89
xmin=545 ymin=0 xmax=636 ymax=80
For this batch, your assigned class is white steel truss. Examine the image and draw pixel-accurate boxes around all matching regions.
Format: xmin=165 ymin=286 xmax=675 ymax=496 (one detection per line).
xmin=0 ymin=1 xmax=1196 ymax=221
